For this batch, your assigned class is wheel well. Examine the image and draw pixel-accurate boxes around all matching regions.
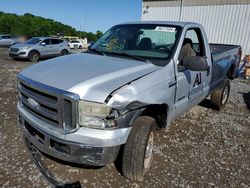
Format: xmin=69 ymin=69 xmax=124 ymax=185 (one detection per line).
xmin=61 ymin=49 xmax=69 ymax=53
xmin=227 ymin=64 xmax=235 ymax=79
xmin=29 ymin=50 xmax=40 ymax=57
xmin=140 ymin=104 xmax=168 ymax=129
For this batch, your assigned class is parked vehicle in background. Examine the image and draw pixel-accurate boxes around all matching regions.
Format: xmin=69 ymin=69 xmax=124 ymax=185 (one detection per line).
xmin=9 ymin=37 xmax=70 ymax=62
xmin=0 ymin=34 xmax=18 ymax=46
xmin=17 ymin=21 xmax=241 ymax=186
xmin=61 ymin=36 xmax=79 ymax=42
xmin=68 ymin=40 xmax=83 ymax=49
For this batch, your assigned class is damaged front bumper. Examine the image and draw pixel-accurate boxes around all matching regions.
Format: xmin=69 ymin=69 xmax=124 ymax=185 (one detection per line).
xmin=18 ymin=103 xmax=131 ymax=166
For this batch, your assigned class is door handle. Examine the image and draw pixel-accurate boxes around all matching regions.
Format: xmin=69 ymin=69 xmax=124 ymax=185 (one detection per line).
xmin=207 ymin=66 xmax=210 ymax=76
xmin=168 ymin=81 xmax=177 ymax=88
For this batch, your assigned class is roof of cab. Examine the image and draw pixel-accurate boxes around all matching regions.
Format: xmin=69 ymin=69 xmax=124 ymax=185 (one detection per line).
xmin=117 ymin=21 xmax=198 ymax=27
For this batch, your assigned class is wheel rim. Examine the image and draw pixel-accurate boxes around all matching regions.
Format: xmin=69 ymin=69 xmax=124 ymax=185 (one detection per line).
xmin=32 ymin=53 xmax=39 ymax=62
xmin=144 ymin=131 xmax=154 ymax=170
xmin=61 ymin=50 xmax=67 ymax=55
xmin=222 ymin=86 xmax=229 ymax=104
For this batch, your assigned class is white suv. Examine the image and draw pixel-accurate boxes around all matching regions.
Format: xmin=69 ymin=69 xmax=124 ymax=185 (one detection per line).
xmin=68 ymin=40 xmax=83 ymax=49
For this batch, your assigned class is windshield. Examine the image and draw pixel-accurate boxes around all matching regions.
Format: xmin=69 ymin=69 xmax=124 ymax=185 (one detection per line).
xmin=26 ymin=38 xmax=42 ymax=44
xmin=91 ymin=24 xmax=181 ymax=60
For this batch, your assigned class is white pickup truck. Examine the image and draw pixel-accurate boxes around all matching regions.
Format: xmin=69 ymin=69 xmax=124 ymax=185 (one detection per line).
xmin=17 ymin=21 xmax=241 ymax=186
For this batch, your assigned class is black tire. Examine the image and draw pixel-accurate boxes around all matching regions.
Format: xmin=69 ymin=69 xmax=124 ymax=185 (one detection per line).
xmin=79 ymin=45 xmax=83 ymax=49
xmin=122 ymin=116 xmax=156 ymax=181
xmin=211 ymin=78 xmax=230 ymax=110
xmin=29 ymin=51 xmax=40 ymax=63
xmin=60 ymin=49 xmax=68 ymax=56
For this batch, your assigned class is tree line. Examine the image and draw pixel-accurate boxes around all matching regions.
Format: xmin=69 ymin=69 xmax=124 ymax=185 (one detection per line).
xmin=0 ymin=12 xmax=103 ymax=42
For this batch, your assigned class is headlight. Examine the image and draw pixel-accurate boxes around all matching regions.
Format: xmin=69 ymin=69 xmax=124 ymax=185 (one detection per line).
xmin=21 ymin=46 xmax=31 ymax=50
xmin=78 ymin=100 xmax=117 ymax=129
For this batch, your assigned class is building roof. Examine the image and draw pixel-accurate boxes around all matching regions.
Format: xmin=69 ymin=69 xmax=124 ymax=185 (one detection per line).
xmin=143 ymin=0 xmax=250 ymax=7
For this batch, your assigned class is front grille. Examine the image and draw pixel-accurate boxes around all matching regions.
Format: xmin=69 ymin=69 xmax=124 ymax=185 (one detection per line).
xmin=10 ymin=48 xmax=19 ymax=52
xmin=18 ymin=81 xmax=75 ymax=129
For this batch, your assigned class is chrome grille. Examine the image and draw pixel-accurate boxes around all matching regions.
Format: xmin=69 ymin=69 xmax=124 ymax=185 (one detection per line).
xmin=18 ymin=80 xmax=76 ymax=129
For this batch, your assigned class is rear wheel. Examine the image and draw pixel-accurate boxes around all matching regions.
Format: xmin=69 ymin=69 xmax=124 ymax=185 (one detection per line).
xmin=60 ymin=49 xmax=68 ymax=56
xmin=122 ymin=116 xmax=156 ymax=181
xmin=29 ymin=51 xmax=39 ymax=63
xmin=211 ymin=78 xmax=230 ymax=110
xmin=79 ymin=45 xmax=83 ymax=49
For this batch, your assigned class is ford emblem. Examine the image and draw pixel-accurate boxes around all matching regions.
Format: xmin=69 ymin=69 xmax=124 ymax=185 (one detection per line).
xmin=27 ymin=98 xmax=39 ymax=108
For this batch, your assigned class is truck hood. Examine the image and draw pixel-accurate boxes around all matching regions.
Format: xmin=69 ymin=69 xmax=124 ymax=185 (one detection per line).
xmin=20 ymin=53 xmax=160 ymax=103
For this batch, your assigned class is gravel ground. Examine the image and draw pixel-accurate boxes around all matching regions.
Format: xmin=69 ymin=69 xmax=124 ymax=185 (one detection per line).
xmin=0 ymin=47 xmax=249 ymax=188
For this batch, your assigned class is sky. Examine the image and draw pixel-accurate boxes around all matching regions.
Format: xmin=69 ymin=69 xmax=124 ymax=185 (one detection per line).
xmin=0 ymin=0 xmax=142 ymax=33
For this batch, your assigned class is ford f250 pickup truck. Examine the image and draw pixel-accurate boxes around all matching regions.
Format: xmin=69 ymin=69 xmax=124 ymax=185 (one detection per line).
xmin=17 ymin=21 xmax=241 ymax=185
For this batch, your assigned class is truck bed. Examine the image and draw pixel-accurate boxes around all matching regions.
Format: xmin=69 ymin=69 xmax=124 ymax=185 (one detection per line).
xmin=209 ymin=43 xmax=241 ymax=92
xmin=210 ymin=43 xmax=241 ymax=62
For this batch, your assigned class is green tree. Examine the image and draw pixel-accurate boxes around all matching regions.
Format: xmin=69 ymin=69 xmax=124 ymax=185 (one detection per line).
xmin=0 ymin=12 xmax=102 ymax=41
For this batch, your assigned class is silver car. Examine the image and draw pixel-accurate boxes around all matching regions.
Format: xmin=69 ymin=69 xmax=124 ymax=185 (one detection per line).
xmin=9 ymin=37 xmax=70 ymax=62
xmin=0 ymin=34 xmax=17 ymax=46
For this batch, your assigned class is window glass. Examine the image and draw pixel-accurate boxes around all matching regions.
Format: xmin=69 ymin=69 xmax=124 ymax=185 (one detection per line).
xmin=185 ymin=30 xmax=200 ymax=53
xmin=26 ymin=38 xmax=42 ymax=44
xmin=42 ymin=39 xmax=51 ymax=45
xmin=2 ymin=35 xmax=11 ymax=39
xmin=51 ymin=39 xmax=62 ymax=44
xmin=178 ymin=28 xmax=205 ymax=71
xmin=91 ymin=24 xmax=181 ymax=60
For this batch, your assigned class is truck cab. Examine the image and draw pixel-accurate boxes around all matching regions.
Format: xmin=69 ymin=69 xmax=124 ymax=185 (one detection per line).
xmin=17 ymin=21 xmax=241 ymax=184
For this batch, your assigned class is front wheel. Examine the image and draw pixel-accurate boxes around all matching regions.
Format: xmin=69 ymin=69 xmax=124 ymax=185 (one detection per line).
xmin=60 ymin=49 xmax=68 ymax=56
xmin=211 ymin=78 xmax=230 ymax=110
xmin=29 ymin=51 xmax=39 ymax=63
xmin=122 ymin=116 xmax=156 ymax=181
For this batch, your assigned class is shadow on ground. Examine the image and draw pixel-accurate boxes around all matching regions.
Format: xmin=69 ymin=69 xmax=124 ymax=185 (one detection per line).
xmin=199 ymin=99 xmax=218 ymax=110
xmin=242 ymin=92 xmax=250 ymax=110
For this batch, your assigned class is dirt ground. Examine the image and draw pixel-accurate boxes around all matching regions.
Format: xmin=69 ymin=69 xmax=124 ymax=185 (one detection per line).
xmin=0 ymin=47 xmax=249 ymax=188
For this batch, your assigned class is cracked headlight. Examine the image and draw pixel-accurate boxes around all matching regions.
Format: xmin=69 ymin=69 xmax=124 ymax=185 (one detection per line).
xmin=77 ymin=100 xmax=117 ymax=129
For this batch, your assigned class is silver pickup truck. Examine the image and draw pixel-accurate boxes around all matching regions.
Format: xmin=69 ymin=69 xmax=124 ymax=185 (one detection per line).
xmin=17 ymin=21 xmax=241 ymax=184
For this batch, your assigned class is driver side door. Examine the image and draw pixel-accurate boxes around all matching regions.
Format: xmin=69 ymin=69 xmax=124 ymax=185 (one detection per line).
xmin=38 ymin=39 xmax=52 ymax=57
xmin=174 ymin=28 xmax=210 ymax=115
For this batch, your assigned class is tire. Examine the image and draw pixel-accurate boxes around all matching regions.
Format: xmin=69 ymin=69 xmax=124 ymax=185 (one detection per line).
xmin=122 ymin=116 xmax=156 ymax=181
xmin=79 ymin=45 xmax=83 ymax=49
xmin=29 ymin=51 xmax=40 ymax=63
xmin=211 ymin=78 xmax=230 ymax=110
xmin=60 ymin=49 xmax=68 ymax=56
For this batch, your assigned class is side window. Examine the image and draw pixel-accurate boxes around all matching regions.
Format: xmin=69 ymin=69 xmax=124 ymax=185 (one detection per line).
xmin=2 ymin=35 xmax=10 ymax=39
xmin=51 ymin=39 xmax=61 ymax=45
xmin=42 ymin=39 xmax=51 ymax=45
xmin=185 ymin=30 xmax=200 ymax=53
xmin=178 ymin=28 xmax=206 ymax=71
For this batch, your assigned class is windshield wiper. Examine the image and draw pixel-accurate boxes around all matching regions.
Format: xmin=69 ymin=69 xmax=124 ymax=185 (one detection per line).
xmin=87 ymin=48 xmax=106 ymax=56
xmin=105 ymin=52 xmax=150 ymax=63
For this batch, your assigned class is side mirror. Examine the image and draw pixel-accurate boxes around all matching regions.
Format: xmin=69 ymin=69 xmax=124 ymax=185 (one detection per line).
xmin=182 ymin=56 xmax=208 ymax=71
xmin=40 ymin=42 xmax=46 ymax=46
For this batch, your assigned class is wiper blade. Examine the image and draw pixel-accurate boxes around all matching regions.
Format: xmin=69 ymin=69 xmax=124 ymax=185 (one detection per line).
xmin=105 ymin=52 xmax=150 ymax=63
xmin=87 ymin=48 xmax=106 ymax=56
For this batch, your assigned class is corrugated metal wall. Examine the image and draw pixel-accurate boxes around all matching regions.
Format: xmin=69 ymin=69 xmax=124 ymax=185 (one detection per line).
xmin=142 ymin=3 xmax=250 ymax=57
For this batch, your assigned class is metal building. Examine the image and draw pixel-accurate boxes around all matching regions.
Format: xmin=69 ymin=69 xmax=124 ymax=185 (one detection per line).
xmin=142 ymin=0 xmax=250 ymax=57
